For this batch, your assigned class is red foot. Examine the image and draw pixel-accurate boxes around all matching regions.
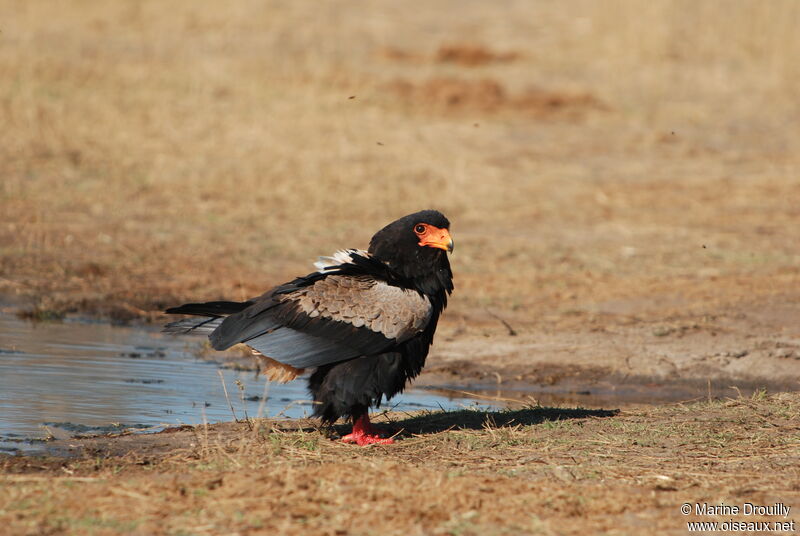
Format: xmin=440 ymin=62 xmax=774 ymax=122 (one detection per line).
xmin=341 ymin=414 xmax=394 ymax=446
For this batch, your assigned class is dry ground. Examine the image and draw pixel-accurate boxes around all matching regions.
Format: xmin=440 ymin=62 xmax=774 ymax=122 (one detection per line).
xmin=2 ymin=1 xmax=799 ymax=322
xmin=2 ymin=1 xmax=800 ymax=534
xmin=2 ymin=393 xmax=799 ymax=535
xmin=1 ymin=0 xmax=799 ymax=391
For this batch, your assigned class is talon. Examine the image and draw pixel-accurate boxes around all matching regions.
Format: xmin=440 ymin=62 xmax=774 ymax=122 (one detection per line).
xmin=341 ymin=432 xmax=394 ymax=446
xmin=341 ymin=414 xmax=395 ymax=446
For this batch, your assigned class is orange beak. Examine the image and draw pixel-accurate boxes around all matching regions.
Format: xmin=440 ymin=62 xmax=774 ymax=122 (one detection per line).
xmin=419 ymin=226 xmax=454 ymax=253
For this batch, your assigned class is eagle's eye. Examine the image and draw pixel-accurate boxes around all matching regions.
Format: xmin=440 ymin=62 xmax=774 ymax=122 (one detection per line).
xmin=414 ymin=224 xmax=427 ymax=235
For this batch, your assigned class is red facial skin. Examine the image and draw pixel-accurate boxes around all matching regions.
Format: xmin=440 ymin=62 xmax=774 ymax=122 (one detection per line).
xmin=414 ymin=224 xmax=454 ymax=253
xmin=341 ymin=414 xmax=394 ymax=446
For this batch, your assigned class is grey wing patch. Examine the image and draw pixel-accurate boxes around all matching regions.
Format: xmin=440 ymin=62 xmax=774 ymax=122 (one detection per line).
xmin=163 ymin=317 xmax=223 ymax=335
xmin=245 ymin=327 xmax=361 ymax=368
xmin=287 ymin=276 xmax=432 ymax=341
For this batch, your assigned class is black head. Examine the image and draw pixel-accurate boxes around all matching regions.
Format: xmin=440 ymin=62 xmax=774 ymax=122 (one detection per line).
xmin=368 ymin=210 xmax=454 ymax=297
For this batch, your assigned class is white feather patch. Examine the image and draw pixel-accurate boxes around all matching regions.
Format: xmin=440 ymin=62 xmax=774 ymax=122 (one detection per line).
xmin=314 ymin=248 xmax=368 ymax=272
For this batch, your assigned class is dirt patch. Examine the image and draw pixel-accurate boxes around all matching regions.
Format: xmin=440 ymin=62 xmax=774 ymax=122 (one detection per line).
xmin=385 ymin=77 xmax=606 ymax=118
xmin=381 ymin=43 xmax=521 ymax=66
xmin=436 ymin=43 xmax=521 ymax=66
xmin=2 ymin=393 xmax=798 ymax=535
xmin=416 ymin=298 xmax=800 ymax=402
xmin=424 ymin=359 xmax=611 ymax=386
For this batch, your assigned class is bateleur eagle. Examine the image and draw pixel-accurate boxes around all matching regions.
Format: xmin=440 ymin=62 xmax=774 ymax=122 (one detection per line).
xmin=164 ymin=210 xmax=454 ymax=445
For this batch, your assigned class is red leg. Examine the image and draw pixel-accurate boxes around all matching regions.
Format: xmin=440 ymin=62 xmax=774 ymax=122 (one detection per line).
xmin=341 ymin=414 xmax=394 ymax=446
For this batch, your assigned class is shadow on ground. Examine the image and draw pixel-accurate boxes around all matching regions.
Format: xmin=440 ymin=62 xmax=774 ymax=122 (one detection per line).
xmin=332 ymin=406 xmax=620 ymax=438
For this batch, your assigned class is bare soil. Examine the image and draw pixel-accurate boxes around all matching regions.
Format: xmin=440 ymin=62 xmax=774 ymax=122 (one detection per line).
xmin=385 ymin=77 xmax=604 ymax=118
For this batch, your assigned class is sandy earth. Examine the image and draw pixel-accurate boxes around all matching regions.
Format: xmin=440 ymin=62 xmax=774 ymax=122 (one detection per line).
xmin=421 ymin=295 xmax=800 ymax=398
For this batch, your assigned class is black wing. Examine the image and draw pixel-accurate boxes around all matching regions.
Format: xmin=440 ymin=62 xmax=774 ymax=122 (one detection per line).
xmin=163 ymin=301 xmax=251 ymax=334
xmin=164 ymin=252 xmax=433 ymax=369
xmin=208 ymin=271 xmax=432 ymax=369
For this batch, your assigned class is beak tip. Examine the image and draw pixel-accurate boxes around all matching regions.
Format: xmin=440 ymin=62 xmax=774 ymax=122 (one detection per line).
xmin=447 ymin=239 xmax=455 ymax=253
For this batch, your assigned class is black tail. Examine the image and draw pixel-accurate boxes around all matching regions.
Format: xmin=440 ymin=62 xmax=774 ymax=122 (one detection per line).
xmin=163 ymin=300 xmax=252 ymax=335
xmin=164 ymin=300 xmax=252 ymax=316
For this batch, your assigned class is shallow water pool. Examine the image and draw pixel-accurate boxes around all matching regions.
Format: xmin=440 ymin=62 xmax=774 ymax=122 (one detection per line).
xmin=0 ymin=313 xmax=494 ymax=453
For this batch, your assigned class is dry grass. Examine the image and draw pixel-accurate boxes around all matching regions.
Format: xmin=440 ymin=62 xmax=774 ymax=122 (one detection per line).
xmin=2 ymin=392 xmax=799 ymax=535
xmin=1 ymin=0 xmax=799 ymax=326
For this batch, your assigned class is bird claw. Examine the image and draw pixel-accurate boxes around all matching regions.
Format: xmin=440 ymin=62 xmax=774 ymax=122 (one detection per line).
xmin=341 ymin=414 xmax=395 ymax=446
xmin=341 ymin=431 xmax=394 ymax=446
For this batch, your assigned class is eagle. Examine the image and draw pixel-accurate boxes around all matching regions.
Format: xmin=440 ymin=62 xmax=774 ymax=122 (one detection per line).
xmin=164 ymin=210 xmax=454 ymax=445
